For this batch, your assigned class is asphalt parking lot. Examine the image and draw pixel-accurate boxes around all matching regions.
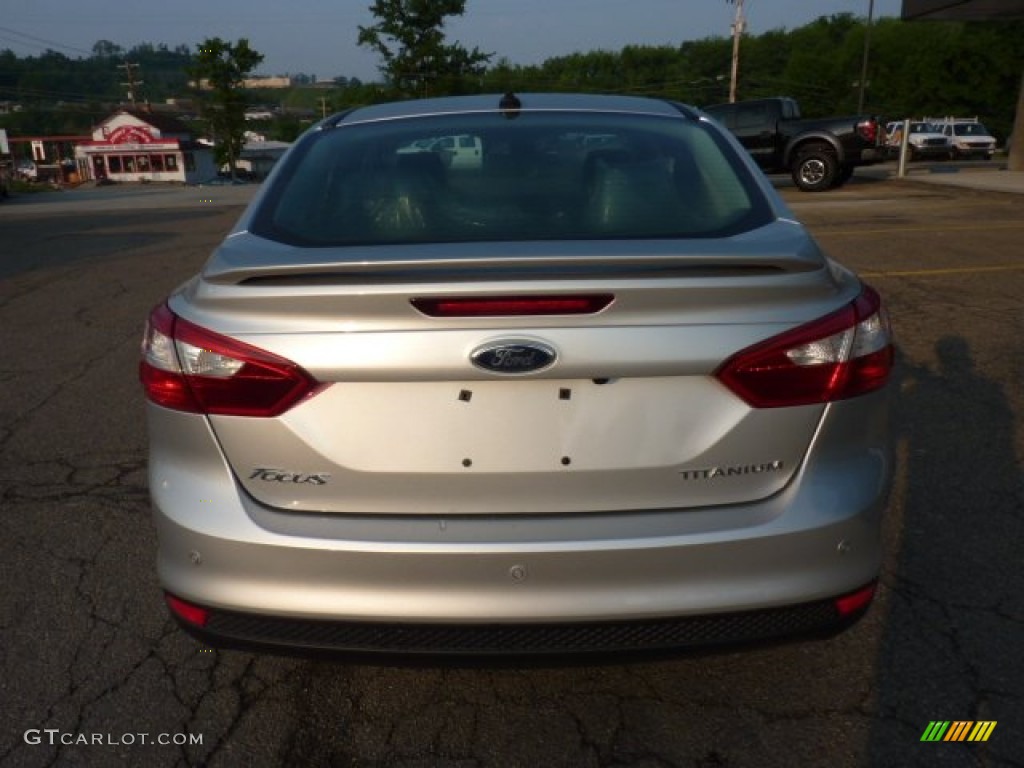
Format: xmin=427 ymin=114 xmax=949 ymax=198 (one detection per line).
xmin=1 ymin=172 xmax=1022 ymax=767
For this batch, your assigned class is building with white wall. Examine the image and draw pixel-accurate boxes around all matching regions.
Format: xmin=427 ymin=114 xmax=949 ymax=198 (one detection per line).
xmin=74 ymin=109 xmax=217 ymax=184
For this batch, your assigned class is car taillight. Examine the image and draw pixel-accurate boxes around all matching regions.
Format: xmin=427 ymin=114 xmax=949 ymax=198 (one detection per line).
xmin=139 ymin=302 xmax=322 ymax=417
xmin=857 ymin=119 xmax=880 ymax=144
xmin=716 ymin=285 xmax=893 ymax=408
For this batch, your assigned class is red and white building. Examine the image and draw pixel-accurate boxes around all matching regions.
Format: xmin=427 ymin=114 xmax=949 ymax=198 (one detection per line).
xmin=74 ymin=109 xmax=217 ymax=184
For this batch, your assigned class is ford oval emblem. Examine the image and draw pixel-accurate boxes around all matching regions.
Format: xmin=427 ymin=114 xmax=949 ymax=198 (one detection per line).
xmin=471 ymin=340 xmax=557 ymax=375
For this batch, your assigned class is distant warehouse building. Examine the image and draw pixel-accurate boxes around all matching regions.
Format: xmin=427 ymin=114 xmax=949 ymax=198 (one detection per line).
xmin=74 ymin=109 xmax=217 ymax=184
xmin=238 ymin=138 xmax=292 ymax=179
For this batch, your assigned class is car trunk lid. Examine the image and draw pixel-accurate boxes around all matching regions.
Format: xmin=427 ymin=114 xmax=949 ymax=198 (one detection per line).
xmin=174 ymin=222 xmax=855 ymax=515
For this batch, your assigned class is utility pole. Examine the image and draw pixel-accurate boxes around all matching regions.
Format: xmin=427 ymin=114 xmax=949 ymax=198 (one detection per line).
xmin=118 ymin=62 xmax=143 ymax=107
xmin=1010 ymin=71 xmax=1024 ymax=172
xmin=728 ymin=0 xmax=746 ymax=103
xmin=856 ymin=0 xmax=875 ymax=113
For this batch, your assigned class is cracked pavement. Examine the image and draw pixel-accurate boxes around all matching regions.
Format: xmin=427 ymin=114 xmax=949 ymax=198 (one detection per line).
xmin=0 ymin=179 xmax=1022 ymax=767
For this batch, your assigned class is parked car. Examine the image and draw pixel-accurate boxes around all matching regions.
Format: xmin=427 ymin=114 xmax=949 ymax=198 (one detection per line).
xmin=929 ymin=118 xmax=997 ymax=159
xmin=398 ymin=133 xmax=483 ymax=169
xmin=16 ymin=160 xmax=38 ymax=180
xmin=702 ymin=97 xmax=885 ymax=192
xmin=141 ymin=93 xmax=895 ymax=656
xmin=885 ymin=120 xmax=952 ymax=160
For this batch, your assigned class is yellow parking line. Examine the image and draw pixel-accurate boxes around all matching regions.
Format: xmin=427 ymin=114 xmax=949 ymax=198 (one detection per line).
xmin=860 ymin=264 xmax=1024 ymax=278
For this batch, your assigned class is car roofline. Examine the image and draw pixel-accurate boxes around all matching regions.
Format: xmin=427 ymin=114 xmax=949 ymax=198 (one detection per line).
xmin=319 ymin=93 xmax=698 ymax=129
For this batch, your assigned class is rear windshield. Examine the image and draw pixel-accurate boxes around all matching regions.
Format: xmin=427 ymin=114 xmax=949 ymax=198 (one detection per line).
xmin=251 ymin=111 xmax=773 ymax=247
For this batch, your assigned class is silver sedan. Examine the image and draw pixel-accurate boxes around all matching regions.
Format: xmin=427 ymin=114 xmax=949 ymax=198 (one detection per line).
xmin=140 ymin=93 xmax=895 ymax=656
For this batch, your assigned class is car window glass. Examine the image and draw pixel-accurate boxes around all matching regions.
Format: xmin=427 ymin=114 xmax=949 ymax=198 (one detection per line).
xmin=735 ymin=105 xmax=767 ymax=129
xmin=706 ymin=107 xmax=736 ymax=130
xmin=256 ymin=111 xmax=772 ymax=247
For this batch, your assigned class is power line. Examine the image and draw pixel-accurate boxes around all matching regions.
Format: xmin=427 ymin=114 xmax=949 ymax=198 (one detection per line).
xmin=0 ymin=85 xmax=111 ymax=104
xmin=857 ymin=0 xmax=875 ymax=112
xmin=0 ymin=25 xmax=94 ymax=58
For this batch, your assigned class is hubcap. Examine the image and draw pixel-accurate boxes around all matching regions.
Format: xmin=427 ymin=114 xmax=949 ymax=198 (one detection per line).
xmin=801 ymin=159 xmax=826 ymax=185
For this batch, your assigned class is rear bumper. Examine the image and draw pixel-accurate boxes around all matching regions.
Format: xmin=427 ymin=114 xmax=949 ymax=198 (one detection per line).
xmin=148 ymin=389 xmax=893 ymax=654
xmin=168 ymin=583 xmax=877 ymax=656
xmin=852 ymin=147 xmax=886 ymax=166
xmin=155 ymin=504 xmax=884 ymax=654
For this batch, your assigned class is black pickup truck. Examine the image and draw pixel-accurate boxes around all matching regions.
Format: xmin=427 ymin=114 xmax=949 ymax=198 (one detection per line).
xmin=702 ymin=97 xmax=885 ymax=192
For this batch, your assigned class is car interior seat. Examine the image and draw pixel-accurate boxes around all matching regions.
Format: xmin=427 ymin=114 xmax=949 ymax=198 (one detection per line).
xmin=367 ymin=152 xmax=449 ymax=238
xmin=583 ymin=149 xmax=680 ymax=235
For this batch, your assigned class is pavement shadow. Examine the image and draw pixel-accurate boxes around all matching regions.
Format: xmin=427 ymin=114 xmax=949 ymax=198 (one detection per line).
xmin=868 ymin=337 xmax=1024 ymax=764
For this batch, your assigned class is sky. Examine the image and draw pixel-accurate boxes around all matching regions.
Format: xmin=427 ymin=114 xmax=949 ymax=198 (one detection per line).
xmin=1 ymin=0 xmax=904 ymax=83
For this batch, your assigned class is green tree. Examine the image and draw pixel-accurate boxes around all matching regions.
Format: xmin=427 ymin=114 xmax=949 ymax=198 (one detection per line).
xmin=678 ymin=38 xmax=732 ymax=105
xmin=187 ymin=37 xmax=264 ymax=177
xmin=91 ymin=40 xmax=124 ymax=60
xmin=357 ymin=0 xmax=491 ymax=97
xmin=779 ymin=14 xmax=861 ymax=115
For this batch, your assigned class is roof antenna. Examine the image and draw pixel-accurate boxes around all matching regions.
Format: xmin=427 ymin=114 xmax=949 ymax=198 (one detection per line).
xmin=499 ymin=92 xmax=521 ymax=120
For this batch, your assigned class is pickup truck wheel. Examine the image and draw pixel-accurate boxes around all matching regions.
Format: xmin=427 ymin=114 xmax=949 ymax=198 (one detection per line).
xmin=792 ymin=146 xmax=838 ymax=192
